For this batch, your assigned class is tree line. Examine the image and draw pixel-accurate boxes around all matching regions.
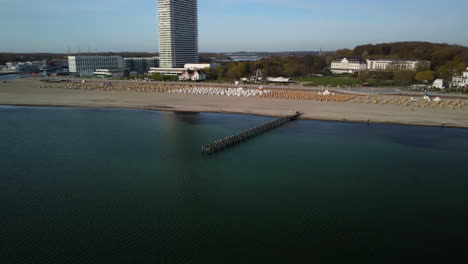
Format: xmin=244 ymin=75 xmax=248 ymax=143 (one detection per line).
xmin=2 ymin=42 xmax=467 ymax=85
xmin=336 ymin=41 xmax=468 ymax=81
xmin=206 ymin=55 xmax=328 ymax=81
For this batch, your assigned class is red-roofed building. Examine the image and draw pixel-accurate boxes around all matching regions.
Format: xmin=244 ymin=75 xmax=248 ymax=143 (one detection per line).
xmin=452 ymin=67 xmax=468 ymax=88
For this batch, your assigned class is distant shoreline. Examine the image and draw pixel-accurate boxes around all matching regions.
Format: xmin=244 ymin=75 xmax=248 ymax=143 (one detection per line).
xmin=1 ymin=103 xmax=467 ymax=129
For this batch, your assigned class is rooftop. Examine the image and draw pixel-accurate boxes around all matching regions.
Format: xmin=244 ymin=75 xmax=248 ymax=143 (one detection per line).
xmin=366 ymin=58 xmax=428 ymax=62
xmin=332 ymin=56 xmax=365 ymax=63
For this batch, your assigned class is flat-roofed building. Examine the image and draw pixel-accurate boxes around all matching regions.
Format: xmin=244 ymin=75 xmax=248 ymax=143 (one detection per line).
xmin=124 ymin=57 xmax=159 ymax=74
xmin=51 ymin=59 xmax=69 ymax=68
xmin=94 ymin=69 xmax=124 ymax=78
xmin=149 ymin=63 xmax=220 ymax=76
xmin=148 ymin=67 xmax=185 ymax=76
xmin=331 ymin=57 xmax=367 ymax=74
xmin=157 ymin=0 xmax=199 ymax=68
xmin=68 ymin=56 xmax=124 ymax=77
xmin=184 ymin=63 xmax=220 ymax=70
xmin=367 ymin=59 xmax=430 ymax=72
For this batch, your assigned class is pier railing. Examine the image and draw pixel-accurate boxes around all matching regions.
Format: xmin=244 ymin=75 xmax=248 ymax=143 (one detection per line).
xmin=202 ymin=112 xmax=302 ymax=154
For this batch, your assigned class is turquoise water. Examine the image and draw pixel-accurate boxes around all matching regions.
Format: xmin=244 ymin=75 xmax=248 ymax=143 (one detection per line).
xmin=1 ymin=106 xmax=468 ymax=263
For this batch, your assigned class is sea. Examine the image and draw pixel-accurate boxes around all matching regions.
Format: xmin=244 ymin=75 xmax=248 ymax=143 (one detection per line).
xmin=1 ymin=106 xmax=468 ymax=263
xmin=0 ymin=74 xmax=17 ymax=80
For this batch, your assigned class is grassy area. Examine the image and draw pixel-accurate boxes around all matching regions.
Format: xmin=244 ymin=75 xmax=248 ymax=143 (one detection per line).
xmin=294 ymin=76 xmax=360 ymax=87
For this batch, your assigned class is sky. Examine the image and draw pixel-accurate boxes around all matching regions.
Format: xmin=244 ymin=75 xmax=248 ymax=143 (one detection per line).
xmin=1 ymin=0 xmax=467 ymax=53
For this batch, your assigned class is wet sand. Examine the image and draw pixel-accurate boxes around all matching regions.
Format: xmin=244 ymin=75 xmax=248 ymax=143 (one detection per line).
xmin=1 ymin=79 xmax=468 ymax=128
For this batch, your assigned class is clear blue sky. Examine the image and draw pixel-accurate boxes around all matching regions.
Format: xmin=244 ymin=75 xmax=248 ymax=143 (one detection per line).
xmin=1 ymin=0 xmax=467 ymax=53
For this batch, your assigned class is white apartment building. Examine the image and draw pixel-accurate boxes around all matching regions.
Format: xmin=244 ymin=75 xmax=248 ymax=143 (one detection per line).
xmin=366 ymin=59 xmax=430 ymax=72
xmin=331 ymin=57 xmax=367 ymax=74
xmin=452 ymin=67 xmax=468 ymax=88
xmin=124 ymin=57 xmax=159 ymax=74
xmin=68 ymin=56 xmax=124 ymax=77
xmin=158 ymin=0 xmax=199 ymax=68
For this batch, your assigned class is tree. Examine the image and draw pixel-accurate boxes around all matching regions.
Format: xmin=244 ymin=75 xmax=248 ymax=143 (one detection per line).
xmin=357 ymin=71 xmax=371 ymax=83
xmin=149 ymin=72 xmax=177 ymax=81
xmin=393 ymin=70 xmax=416 ymax=85
xmin=283 ymin=63 xmax=302 ymax=77
xmin=415 ymin=71 xmax=434 ymax=82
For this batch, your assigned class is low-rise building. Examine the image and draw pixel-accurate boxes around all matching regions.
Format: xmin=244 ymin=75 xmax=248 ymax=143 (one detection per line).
xmin=94 ymin=69 xmax=124 ymax=78
xmin=179 ymin=70 xmax=206 ymax=81
xmin=331 ymin=57 xmax=367 ymax=74
xmin=124 ymin=57 xmax=159 ymax=74
xmin=68 ymin=56 xmax=124 ymax=77
xmin=184 ymin=63 xmax=220 ymax=70
xmin=366 ymin=59 xmax=430 ymax=72
xmin=148 ymin=67 xmax=185 ymax=76
xmin=51 ymin=59 xmax=69 ymax=68
xmin=149 ymin=63 xmax=220 ymax=76
xmin=5 ymin=62 xmax=41 ymax=73
xmin=452 ymin=67 xmax=468 ymax=88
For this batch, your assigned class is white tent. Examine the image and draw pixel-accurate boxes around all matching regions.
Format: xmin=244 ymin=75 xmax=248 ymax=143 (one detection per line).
xmin=266 ymin=77 xmax=291 ymax=83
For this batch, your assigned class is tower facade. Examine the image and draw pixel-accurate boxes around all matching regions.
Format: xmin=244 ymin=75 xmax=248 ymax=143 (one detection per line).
xmin=157 ymin=0 xmax=199 ymax=68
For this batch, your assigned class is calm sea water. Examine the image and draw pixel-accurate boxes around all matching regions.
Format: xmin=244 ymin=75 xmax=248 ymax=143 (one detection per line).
xmin=1 ymin=106 xmax=468 ymax=263
xmin=0 ymin=74 xmax=17 ymax=81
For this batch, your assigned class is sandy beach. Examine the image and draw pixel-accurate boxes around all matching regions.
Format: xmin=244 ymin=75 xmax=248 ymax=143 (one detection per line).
xmin=1 ymin=79 xmax=467 ymax=128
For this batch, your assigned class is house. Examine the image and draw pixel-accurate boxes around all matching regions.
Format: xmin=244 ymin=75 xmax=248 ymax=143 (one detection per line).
xmin=452 ymin=67 xmax=468 ymax=88
xmin=331 ymin=57 xmax=367 ymax=74
xmin=179 ymin=70 xmax=206 ymax=81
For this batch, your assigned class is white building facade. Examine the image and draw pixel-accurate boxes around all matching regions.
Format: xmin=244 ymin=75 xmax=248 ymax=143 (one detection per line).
xmin=68 ymin=56 xmax=124 ymax=77
xmin=184 ymin=63 xmax=220 ymax=70
xmin=331 ymin=57 xmax=367 ymax=74
xmin=452 ymin=67 xmax=468 ymax=88
xmin=366 ymin=59 xmax=430 ymax=72
xmin=148 ymin=67 xmax=185 ymax=76
xmin=158 ymin=0 xmax=199 ymax=68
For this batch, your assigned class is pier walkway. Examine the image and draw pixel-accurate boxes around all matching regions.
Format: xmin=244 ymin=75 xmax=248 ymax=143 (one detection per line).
xmin=202 ymin=112 xmax=302 ymax=154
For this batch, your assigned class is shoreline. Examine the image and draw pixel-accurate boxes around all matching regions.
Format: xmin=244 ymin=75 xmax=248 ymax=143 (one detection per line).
xmin=1 ymin=79 xmax=468 ymax=129
xmin=2 ymin=102 xmax=467 ymax=129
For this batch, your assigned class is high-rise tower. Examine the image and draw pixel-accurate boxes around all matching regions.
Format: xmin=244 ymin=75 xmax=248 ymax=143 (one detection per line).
xmin=157 ymin=0 xmax=199 ymax=68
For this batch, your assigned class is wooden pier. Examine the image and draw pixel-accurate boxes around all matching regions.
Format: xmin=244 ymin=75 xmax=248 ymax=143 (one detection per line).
xmin=202 ymin=112 xmax=302 ymax=154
